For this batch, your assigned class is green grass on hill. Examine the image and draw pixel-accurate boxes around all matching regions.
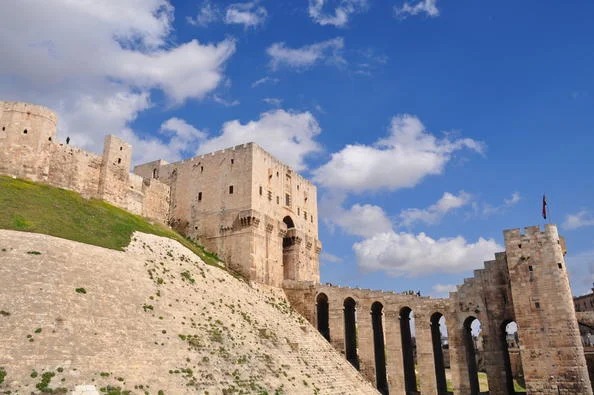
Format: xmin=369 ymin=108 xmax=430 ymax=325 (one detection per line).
xmin=0 ymin=176 xmax=223 ymax=268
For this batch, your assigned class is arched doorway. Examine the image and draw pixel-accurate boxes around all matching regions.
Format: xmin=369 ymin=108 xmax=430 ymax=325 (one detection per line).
xmin=501 ymin=320 xmax=525 ymax=394
xmin=316 ymin=293 xmax=330 ymax=341
xmin=400 ymin=307 xmax=417 ymax=394
xmin=463 ymin=316 xmax=486 ymax=395
xmin=283 ymin=216 xmax=295 ymax=229
xmin=372 ymin=302 xmax=388 ymax=394
xmin=344 ymin=297 xmax=359 ymax=370
xmin=431 ymin=312 xmax=449 ymax=395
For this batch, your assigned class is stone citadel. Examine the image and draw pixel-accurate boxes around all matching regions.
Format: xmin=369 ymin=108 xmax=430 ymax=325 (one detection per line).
xmin=1 ymin=101 xmax=592 ymax=394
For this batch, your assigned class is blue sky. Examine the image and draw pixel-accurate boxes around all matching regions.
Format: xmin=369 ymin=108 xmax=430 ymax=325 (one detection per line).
xmin=2 ymin=0 xmax=594 ymax=297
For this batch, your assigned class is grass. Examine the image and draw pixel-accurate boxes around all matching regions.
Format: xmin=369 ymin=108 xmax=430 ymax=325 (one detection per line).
xmin=0 ymin=176 xmax=224 ymax=268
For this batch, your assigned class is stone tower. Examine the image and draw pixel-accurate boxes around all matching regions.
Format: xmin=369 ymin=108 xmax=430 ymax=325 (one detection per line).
xmin=505 ymin=225 xmax=592 ymax=394
xmin=98 ymin=135 xmax=133 ymax=208
xmin=0 ymin=101 xmax=57 ymax=180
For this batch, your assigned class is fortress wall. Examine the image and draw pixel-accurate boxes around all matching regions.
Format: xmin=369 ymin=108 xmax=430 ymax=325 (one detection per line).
xmin=0 ymin=102 xmax=170 ymax=223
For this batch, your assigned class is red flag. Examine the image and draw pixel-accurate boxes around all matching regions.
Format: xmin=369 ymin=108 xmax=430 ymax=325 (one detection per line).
xmin=542 ymin=195 xmax=547 ymax=219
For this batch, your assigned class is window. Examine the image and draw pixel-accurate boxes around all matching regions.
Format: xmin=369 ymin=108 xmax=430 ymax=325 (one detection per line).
xmin=311 ymin=215 xmax=313 ymax=223
xmin=535 ymin=302 xmax=540 ymax=309
xmin=231 ymin=159 xmax=234 ymax=164
xmin=1 ymin=127 xmax=5 ymax=131
xmin=276 ymin=196 xmax=280 ymax=204
xmin=304 ymin=211 xmax=307 ymax=220
xmin=153 ymin=168 xmax=157 ymax=179
xmin=23 ymin=129 xmax=28 ymax=134
xmin=298 ymin=208 xmax=300 ymax=216
xmin=119 ymin=146 xmax=123 ymax=151
xmin=259 ymin=186 xmax=263 ymax=196
xmin=200 ymin=166 xmax=204 ymax=173
xmin=285 ymin=194 xmax=291 ymax=207
xmin=558 ymin=263 xmax=563 ymax=269
xmin=276 ymin=171 xmax=279 ymax=177
xmin=229 ymin=185 xmax=234 ymax=194
xmin=528 ymin=265 xmax=533 ymax=272
xmin=117 ymin=158 xmax=122 ymax=164
xmin=198 ymin=192 xmax=202 ymax=201
xmin=297 ymin=185 xmax=300 ymax=191
xmin=268 ymin=190 xmax=272 ymax=201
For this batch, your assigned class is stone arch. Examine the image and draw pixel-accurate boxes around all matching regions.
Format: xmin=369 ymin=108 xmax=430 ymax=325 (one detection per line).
xmin=431 ymin=312 xmax=448 ymax=395
xmin=316 ymin=293 xmax=330 ymax=341
xmin=282 ymin=216 xmax=297 ymax=280
xmin=400 ymin=306 xmax=417 ymax=394
xmin=463 ymin=316 xmax=481 ymax=395
xmin=371 ymin=301 xmax=388 ymax=394
xmin=344 ymin=297 xmax=359 ymax=370
xmin=501 ymin=320 xmax=524 ymax=394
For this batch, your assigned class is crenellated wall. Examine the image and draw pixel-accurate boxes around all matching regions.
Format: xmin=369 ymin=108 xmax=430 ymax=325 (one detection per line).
xmin=0 ymin=101 xmax=170 ymax=223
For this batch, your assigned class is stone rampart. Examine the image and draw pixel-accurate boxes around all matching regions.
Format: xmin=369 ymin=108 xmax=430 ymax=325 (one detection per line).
xmin=0 ymin=101 xmax=170 ymax=222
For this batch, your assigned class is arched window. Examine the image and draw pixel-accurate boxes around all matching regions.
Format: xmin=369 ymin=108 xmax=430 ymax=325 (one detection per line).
xmin=372 ymin=302 xmax=388 ymax=394
xmin=316 ymin=293 xmax=330 ymax=341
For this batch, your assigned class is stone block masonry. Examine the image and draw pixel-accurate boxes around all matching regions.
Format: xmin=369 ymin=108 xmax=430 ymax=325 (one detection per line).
xmin=0 ymin=101 xmax=170 ymax=222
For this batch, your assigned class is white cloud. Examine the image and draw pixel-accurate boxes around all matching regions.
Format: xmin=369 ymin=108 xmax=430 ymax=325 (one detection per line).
xmin=213 ymin=95 xmax=240 ymax=107
xmin=251 ymin=76 xmax=280 ymax=88
xmin=159 ymin=117 xmax=207 ymax=156
xmin=313 ymin=114 xmax=484 ymax=193
xmin=262 ymin=98 xmax=283 ymax=107
xmin=225 ymin=2 xmax=268 ymax=28
xmin=480 ymin=192 xmax=521 ymax=216
xmin=321 ymin=196 xmax=393 ymax=238
xmin=321 ymin=252 xmax=343 ymax=263
xmin=565 ymin=249 xmax=594 ymax=296
xmin=308 ymin=0 xmax=369 ymax=27
xmin=563 ymin=210 xmax=594 ymax=230
xmin=187 ymin=0 xmax=220 ymax=27
xmin=353 ymin=231 xmax=502 ymax=277
xmin=400 ymin=191 xmax=472 ymax=227
xmin=432 ymin=283 xmax=457 ymax=297
xmin=267 ymin=38 xmax=345 ymax=71
xmin=0 ymin=0 xmax=236 ymax=157
xmin=395 ymin=0 xmax=439 ymax=18
xmin=197 ymin=109 xmax=322 ymax=171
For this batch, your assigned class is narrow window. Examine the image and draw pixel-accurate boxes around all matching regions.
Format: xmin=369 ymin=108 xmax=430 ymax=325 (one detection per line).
xmin=297 ymin=185 xmax=300 ymax=191
xmin=535 ymin=302 xmax=540 ymax=309
xmin=304 ymin=211 xmax=307 ymax=220
xmin=276 ymin=171 xmax=279 ymax=177
xmin=23 ymin=129 xmax=28 ymax=134
xmin=285 ymin=194 xmax=291 ymax=206
xmin=229 ymin=185 xmax=234 ymax=194
xmin=117 ymin=158 xmax=122 ymax=164
xmin=268 ymin=191 xmax=272 ymax=201
xmin=152 ymin=168 xmax=157 ymax=179
xmin=231 ymin=159 xmax=234 ymax=164
xmin=48 ymin=137 xmax=52 ymax=141
xmin=119 ymin=146 xmax=123 ymax=151
xmin=276 ymin=196 xmax=280 ymax=204
xmin=528 ymin=265 xmax=533 ymax=272
xmin=201 ymin=166 xmax=204 ymax=173
xmin=1 ymin=127 xmax=5 ymax=131
xmin=298 ymin=208 xmax=300 ymax=216
xmin=518 ymin=244 xmax=522 ymax=249
xmin=259 ymin=186 xmax=263 ymax=196
xmin=311 ymin=215 xmax=314 ymax=223
xmin=198 ymin=192 xmax=202 ymax=201
xmin=558 ymin=263 xmax=563 ymax=269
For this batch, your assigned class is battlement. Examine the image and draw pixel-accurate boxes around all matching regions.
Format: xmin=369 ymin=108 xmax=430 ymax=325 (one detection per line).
xmin=0 ymin=101 xmax=57 ymax=124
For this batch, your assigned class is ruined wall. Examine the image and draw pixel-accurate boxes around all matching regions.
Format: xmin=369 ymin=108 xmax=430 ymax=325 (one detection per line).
xmin=0 ymin=101 xmax=169 ymax=223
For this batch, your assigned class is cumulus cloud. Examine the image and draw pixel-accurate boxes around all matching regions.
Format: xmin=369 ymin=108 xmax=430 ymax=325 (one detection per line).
xmin=313 ymin=114 xmax=484 ymax=193
xmin=395 ymin=0 xmax=439 ymax=18
xmin=320 ymin=196 xmax=393 ymax=237
xmin=188 ymin=1 xmax=267 ymax=29
xmin=308 ymin=0 xmax=369 ymax=27
xmin=187 ymin=0 xmax=220 ymax=27
xmin=267 ymin=38 xmax=345 ymax=71
xmin=400 ymin=191 xmax=472 ymax=227
xmin=563 ymin=210 xmax=594 ymax=230
xmin=225 ymin=2 xmax=268 ymax=28
xmin=197 ymin=109 xmax=322 ymax=171
xmin=0 ymin=0 xmax=235 ymax=156
xmin=353 ymin=231 xmax=502 ymax=277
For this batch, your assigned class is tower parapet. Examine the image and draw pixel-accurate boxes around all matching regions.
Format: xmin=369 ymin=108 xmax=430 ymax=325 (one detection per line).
xmin=0 ymin=101 xmax=57 ymax=149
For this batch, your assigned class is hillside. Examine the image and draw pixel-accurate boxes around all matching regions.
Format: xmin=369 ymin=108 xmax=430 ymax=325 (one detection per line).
xmin=0 ymin=177 xmax=377 ymax=394
xmin=0 ymin=176 xmax=221 ymax=267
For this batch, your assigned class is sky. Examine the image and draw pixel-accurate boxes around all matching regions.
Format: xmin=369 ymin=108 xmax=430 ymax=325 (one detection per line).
xmin=2 ymin=0 xmax=594 ymax=298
